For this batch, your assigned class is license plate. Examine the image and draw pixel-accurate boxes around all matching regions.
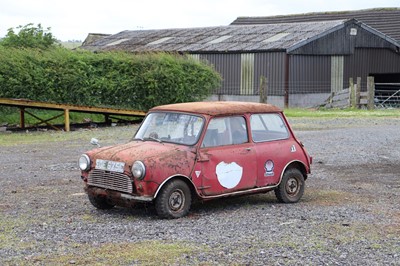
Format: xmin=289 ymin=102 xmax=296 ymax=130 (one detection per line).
xmin=95 ymin=159 xmax=125 ymax=173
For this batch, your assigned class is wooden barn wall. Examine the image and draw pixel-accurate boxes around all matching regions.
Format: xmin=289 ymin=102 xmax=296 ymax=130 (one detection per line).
xmin=200 ymin=53 xmax=241 ymax=95
xmin=291 ymin=26 xmax=353 ymax=55
xmin=254 ymin=52 xmax=287 ymax=96
xmin=344 ymin=48 xmax=400 ymax=91
xmin=290 ymin=23 xmax=399 ymax=55
xmin=289 ymin=55 xmax=332 ymax=94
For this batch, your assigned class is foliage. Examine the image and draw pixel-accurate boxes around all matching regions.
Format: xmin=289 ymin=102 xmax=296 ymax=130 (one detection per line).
xmin=0 ymin=47 xmax=221 ymax=110
xmin=0 ymin=23 xmax=58 ymax=49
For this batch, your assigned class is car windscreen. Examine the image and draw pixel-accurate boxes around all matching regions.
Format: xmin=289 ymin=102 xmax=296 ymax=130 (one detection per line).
xmin=134 ymin=112 xmax=204 ymax=145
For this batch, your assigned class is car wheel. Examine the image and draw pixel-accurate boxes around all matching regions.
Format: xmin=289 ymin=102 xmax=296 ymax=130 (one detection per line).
xmin=275 ymin=168 xmax=304 ymax=203
xmin=155 ymin=179 xmax=191 ymax=219
xmin=88 ymin=194 xmax=115 ymax=209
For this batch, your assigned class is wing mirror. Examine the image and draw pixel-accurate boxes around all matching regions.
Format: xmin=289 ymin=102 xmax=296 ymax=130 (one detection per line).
xmin=90 ymin=138 xmax=101 ymax=147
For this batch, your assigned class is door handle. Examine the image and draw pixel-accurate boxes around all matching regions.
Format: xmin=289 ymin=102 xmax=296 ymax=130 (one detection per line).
xmin=245 ymin=147 xmax=252 ymax=151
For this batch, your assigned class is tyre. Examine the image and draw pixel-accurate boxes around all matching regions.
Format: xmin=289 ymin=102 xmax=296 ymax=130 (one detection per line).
xmin=275 ymin=168 xmax=305 ymax=203
xmin=155 ymin=179 xmax=192 ymax=219
xmin=88 ymin=194 xmax=115 ymax=209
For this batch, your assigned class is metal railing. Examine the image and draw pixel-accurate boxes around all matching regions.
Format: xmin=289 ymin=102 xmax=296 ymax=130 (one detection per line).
xmin=374 ymin=83 xmax=400 ymax=108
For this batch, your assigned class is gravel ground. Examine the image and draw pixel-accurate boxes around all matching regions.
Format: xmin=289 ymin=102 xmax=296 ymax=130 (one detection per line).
xmin=0 ymin=117 xmax=399 ymax=265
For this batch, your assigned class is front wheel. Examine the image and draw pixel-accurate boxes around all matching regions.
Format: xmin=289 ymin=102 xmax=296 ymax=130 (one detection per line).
xmin=275 ymin=168 xmax=305 ymax=203
xmin=155 ymin=179 xmax=192 ymax=219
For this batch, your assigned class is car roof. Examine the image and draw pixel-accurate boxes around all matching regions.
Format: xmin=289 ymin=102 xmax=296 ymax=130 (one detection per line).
xmin=150 ymin=101 xmax=282 ymax=116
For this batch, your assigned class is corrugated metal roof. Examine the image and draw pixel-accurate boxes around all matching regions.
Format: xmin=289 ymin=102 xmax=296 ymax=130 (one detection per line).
xmin=231 ymin=8 xmax=400 ymax=43
xmin=82 ymin=20 xmax=347 ymax=53
xmin=81 ymin=33 xmax=111 ymax=46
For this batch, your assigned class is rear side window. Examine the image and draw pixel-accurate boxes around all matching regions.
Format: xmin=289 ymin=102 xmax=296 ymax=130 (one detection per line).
xmin=250 ymin=114 xmax=289 ymax=142
xmin=202 ymin=116 xmax=248 ymax=147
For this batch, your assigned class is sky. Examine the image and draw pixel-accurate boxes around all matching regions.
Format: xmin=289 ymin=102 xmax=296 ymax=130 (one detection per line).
xmin=0 ymin=0 xmax=399 ymax=41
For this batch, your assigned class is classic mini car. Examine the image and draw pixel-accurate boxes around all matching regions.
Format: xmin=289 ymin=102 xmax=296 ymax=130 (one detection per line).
xmin=79 ymin=101 xmax=312 ymax=218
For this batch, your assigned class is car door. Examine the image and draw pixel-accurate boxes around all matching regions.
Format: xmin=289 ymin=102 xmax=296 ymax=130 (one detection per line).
xmin=193 ymin=116 xmax=257 ymax=196
xmin=250 ymin=113 xmax=293 ymax=187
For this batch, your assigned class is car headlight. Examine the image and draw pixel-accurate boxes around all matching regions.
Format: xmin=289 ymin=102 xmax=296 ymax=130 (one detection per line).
xmin=79 ymin=154 xmax=91 ymax=171
xmin=132 ymin=161 xmax=146 ymax=180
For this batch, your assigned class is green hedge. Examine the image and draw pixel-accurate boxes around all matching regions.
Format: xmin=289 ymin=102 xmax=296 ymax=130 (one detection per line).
xmin=0 ymin=47 xmax=221 ymax=110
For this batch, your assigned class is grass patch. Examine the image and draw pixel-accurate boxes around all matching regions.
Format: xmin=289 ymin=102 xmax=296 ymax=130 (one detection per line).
xmin=0 ymin=215 xmax=36 ymax=252
xmin=284 ymin=108 xmax=400 ymax=118
xmin=0 ymin=125 xmax=137 ymax=146
xmin=0 ymin=107 xmax=141 ymax=127
xmin=0 ymin=217 xmax=19 ymax=250
xmin=304 ymin=188 xmax=356 ymax=206
xmin=30 ymin=241 xmax=198 ymax=265
xmin=319 ymin=222 xmax=389 ymax=245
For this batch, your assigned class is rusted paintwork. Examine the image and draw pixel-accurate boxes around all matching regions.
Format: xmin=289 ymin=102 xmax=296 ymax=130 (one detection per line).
xmin=151 ymin=101 xmax=281 ymax=116
xmin=82 ymin=141 xmax=197 ymax=197
xmin=79 ymin=101 xmax=311 ymax=218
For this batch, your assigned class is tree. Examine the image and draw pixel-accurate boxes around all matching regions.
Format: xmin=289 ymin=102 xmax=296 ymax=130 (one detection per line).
xmin=0 ymin=23 xmax=58 ymax=49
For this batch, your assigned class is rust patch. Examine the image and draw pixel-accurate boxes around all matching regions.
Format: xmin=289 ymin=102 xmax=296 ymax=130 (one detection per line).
xmin=151 ymin=101 xmax=281 ymax=116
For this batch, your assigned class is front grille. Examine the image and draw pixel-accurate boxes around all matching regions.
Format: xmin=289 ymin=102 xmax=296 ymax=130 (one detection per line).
xmin=88 ymin=169 xmax=133 ymax=194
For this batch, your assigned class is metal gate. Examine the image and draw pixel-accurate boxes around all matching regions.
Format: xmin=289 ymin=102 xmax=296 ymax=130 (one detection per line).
xmin=374 ymin=83 xmax=400 ymax=108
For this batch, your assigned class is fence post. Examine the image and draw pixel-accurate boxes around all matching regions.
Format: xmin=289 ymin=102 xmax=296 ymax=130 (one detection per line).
xmin=259 ymin=76 xmax=268 ymax=103
xmin=355 ymin=77 xmax=361 ymax=108
xmin=367 ymin=76 xmax=375 ymax=110
xmin=20 ymin=107 xmax=25 ymax=129
xmin=350 ymin=78 xmax=356 ymax=108
xmin=64 ymin=109 xmax=70 ymax=132
xmin=349 ymin=78 xmax=354 ymax=107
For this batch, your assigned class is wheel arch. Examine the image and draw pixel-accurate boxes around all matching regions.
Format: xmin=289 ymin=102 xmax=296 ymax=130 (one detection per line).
xmin=281 ymin=160 xmax=309 ymax=181
xmin=154 ymin=174 xmax=199 ymax=200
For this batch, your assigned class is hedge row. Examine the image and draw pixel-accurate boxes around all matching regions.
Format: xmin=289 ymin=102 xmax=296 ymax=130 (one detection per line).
xmin=0 ymin=47 xmax=221 ymax=110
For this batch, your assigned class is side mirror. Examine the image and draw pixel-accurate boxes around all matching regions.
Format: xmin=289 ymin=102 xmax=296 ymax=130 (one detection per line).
xmin=90 ymin=138 xmax=100 ymax=147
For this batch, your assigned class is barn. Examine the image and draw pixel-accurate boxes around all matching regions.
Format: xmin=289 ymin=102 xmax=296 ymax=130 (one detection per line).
xmin=231 ymin=8 xmax=400 ymax=43
xmin=231 ymin=8 xmax=400 ymax=107
xmin=82 ymin=18 xmax=400 ymax=108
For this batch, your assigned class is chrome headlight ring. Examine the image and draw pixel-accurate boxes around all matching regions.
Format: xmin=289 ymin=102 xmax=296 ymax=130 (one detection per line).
xmin=78 ymin=154 xmax=91 ymax=171
xmin=132 ymin=161 xmax=146 ymax=180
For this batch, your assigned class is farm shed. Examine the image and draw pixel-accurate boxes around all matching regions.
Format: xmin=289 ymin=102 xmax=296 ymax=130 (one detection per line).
xmin=232 ymin=7 xmax=400 ymax=106
xmin=231 ymin=8 xmax=400 ymax=43
xmin=82 ymin=19 xmax=400 ymax=107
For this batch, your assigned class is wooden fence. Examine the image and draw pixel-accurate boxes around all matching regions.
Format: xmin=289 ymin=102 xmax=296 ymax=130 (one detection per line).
xmin=0 ymin=98 xmax=146 ymax=131
xmin=324 ymin=77 xmax=375 ymax=109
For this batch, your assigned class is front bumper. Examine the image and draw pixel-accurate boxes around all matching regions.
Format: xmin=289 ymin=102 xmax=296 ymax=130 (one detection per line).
xmin=85 ymin=186 xmax=153 ymax=206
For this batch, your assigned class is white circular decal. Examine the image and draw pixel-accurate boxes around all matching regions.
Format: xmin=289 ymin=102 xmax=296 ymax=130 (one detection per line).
xmin=216 ymin=161 xmax=243 ymax=189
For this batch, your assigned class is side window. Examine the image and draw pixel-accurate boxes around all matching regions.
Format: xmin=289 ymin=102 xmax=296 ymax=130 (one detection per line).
xmin=250 ymin=114 xmax=289 ymax=142
xmin=202 ymin=116 xmax=248 ymax=148
xmin=202 ymin=117 xmax=226 ymax=147
xmin=230 ymin=116 xmax=248 ymax=145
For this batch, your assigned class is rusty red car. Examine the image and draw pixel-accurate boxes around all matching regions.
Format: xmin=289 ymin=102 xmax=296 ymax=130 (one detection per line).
xmin=79 ymin=101 xmax=312 ymax=218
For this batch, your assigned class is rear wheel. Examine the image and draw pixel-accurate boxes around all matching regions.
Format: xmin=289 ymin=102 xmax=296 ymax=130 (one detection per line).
xmin=155 ymin=179 xmax=191 ymax=219
xmin=275 ymin=168 xmax=304 ymax=203
xmin=88 ymin=194 xmax=115 ymax=209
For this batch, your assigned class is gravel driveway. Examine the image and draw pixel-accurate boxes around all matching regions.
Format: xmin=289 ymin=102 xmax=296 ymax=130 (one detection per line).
xmin=0 ymin=117 xmax=399 ymax=265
